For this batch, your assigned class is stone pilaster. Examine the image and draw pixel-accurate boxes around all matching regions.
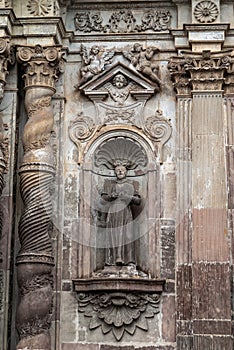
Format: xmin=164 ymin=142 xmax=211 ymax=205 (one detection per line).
xmin=16 ymin=45 xmax=63 ymax=350
xmin=224 ymin=58 xmax=234 ymax=343
xmin=169 ymin=50 xmax=233 ymax=349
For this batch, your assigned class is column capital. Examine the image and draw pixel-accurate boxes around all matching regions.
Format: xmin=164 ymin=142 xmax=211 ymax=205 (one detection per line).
xmin=16 ymin=44 xmax=64 ymax=91
xmin=168 ymin=49 xmax=231 ymax=95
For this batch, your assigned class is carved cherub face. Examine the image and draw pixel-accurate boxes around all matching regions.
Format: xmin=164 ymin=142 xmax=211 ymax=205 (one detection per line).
xmin=114 ymin=165 xmax=127 ymax=180
xmin=112 ymin=74 xmax=128 ymax=89
xmin=90 ymin=46 xmax=100 ymax=55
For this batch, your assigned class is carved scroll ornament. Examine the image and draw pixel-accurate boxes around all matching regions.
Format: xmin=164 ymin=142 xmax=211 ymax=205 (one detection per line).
xmin=75 ymin=9 xmax=171 ymax=33
xmin=77 ymin=292 xmax=160 ymax=341
xmin=16 ymin=45 xmax=63 ymax=350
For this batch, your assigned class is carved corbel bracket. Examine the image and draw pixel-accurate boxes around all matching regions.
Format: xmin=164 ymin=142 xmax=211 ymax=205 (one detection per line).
xmin=73 ymin=278 xmax=164 ymax=341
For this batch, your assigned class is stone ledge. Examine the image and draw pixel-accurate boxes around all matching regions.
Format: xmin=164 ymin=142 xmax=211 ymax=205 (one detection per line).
xmin=73 ymin=278 xmax=165 ymax=293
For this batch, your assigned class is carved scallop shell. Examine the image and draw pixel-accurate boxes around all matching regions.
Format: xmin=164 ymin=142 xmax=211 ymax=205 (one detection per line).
xmin=194 ymin=1 xmax=219 ymax=23
xmin=94 ymin=137 xmax=147 ymax=169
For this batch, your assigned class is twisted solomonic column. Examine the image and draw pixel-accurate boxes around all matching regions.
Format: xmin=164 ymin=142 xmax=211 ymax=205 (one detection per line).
xmin=16 ymin=45 xmax=63 ymax=350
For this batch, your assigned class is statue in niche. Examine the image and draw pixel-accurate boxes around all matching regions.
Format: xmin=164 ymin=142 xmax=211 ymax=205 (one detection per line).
xmin=100 ymin=161 xmax=141 ymax=266
xmin=80 ymin=44 xmax=115 ymax=85
xmin=123 ymin=43 xmax=162 ymax=86
xmin=105 ymin=74 xmax=132 ymax=105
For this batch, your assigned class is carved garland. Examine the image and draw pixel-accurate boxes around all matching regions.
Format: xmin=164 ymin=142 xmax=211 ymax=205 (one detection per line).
xmin=77 ymin=292 xmax=161 ymax=341
xmin=16 ymin=45 xmax=63 ymax=350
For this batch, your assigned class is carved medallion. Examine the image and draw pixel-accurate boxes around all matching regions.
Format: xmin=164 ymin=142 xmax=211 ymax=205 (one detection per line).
xmin=77 ymin=292 xmax=160 ymax=341
xmin=193 ymin=1 xmax=219 ymax=23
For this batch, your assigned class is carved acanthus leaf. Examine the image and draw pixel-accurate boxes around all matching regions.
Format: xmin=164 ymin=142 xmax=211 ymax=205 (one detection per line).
xmin=168 ymin=50 xmax=232 ymax=93
xmin=27 ymin=0 xmax=53 ymax=16
xmin=17 ymin=45 xmax=64 ymax=90
xmin=77 ymin=292 xmax=160 ymax=341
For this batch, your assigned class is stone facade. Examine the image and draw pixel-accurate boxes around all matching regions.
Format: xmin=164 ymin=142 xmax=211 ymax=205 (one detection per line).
xmin=0 ymin=1 xmax=233 ymax=350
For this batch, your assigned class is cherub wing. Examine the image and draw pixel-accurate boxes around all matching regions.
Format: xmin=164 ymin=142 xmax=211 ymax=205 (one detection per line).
xmin=102 ymin=50 xmax=115 ymax=62
xmin=123 ymin=50 xmax=135 ymax=62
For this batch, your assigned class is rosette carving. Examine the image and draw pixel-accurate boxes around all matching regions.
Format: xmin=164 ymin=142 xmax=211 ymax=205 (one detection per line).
xmin=194 ymin=1 xmax=219 ymax=23
xmin=16 ymin=45 xmax=63 ymax=350
xmin=77 ymin=292 xmax=161 ymax=341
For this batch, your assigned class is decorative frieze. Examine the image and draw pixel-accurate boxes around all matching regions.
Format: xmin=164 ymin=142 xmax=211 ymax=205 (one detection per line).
xmin=74 ymin=9 xmax=171 ymax=33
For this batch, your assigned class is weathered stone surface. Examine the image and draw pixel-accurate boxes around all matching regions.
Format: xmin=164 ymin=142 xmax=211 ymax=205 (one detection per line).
xmin=0 ymin=2 xmax=234 ymax=350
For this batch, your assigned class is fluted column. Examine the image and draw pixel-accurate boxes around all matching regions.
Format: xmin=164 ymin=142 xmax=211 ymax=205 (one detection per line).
xmin=169 ymin=50 xmax=233 ymax=349
xmin=16 ymin=45 xmax=63 ymax=350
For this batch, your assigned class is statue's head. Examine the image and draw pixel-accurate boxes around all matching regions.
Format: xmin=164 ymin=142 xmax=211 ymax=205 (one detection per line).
xmin=114 ymin=165 xmax=127 ymax=180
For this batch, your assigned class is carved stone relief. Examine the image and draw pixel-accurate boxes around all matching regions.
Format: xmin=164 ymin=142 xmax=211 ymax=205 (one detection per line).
xmin=0 ymin=38 xmax=15 ymax=263
xmin=75 ymin=9 xmax=171 ymax=33
xmin=77 ymin=292 xmax=161 ymax=341
xmin=193 ymin=1 xmax=219 ymax=23
xmin=15 ymin=44 xmax=63 ymax=350
xmin=27 ymin=0 xmax=53 ymax=16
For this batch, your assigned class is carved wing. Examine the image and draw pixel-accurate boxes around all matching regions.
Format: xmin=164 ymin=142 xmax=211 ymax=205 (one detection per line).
xmin=102 ymin=50 xmax=115 ymax=62
xmin=123 ymin=50 xmax=135 ymax=62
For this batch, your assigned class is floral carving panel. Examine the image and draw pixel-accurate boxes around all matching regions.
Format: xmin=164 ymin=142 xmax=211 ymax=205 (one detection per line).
xmin=77 ymin=292 xmax=161 ymax=341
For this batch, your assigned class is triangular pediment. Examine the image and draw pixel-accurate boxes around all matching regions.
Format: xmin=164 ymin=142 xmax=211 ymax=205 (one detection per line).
xmin=79 ymin=61 xmax=158 ymax=93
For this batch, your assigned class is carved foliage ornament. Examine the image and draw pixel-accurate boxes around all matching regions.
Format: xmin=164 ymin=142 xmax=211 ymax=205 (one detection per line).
xmin=27 ymin=0 xmax=52 ymax=16
xmin=77 ymin=292 xmax=160 ymax=341
xmin=194 ymin=1 xmax=219 ymax=23
xmin=75 ymin=10 xmax=171 ymax=33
